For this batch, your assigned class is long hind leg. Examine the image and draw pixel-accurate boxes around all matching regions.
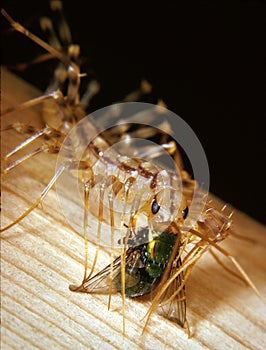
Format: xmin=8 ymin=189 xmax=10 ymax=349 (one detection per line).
xmin=1 ymin=68 xmax=64 ymax=231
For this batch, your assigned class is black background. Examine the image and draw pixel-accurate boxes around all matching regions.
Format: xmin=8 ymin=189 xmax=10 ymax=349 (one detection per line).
xmin=1 ymin=1 xmax=265 ymax=224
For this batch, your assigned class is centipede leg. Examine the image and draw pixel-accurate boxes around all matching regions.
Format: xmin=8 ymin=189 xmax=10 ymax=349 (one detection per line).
xmin=80 ymin=80 xmax=100 ymax=110
xmin=122 ymin=79 xmax=152 ymax=102
xmin=1 ymin=163 xmax=66 ymax=232
xmin=40 ymin=17 xmax=62 ymax=51
xmin=2 ymin=137 xmax=61 ymax=175
xmin=119 ymin=176 xmax=137 ymax=334
xmin=1 ymin=90 xmax=63 ymax=116
xmin=209 ymin=249 xmax=247 ymax=285
xmin=2 ymin=126 xmax=52 ymax=159
xmin=1 ymin=9 xmax=67 ymax=65
xmin=191 ymin=229 xmax=264 ymax=301
xmin=107 ymin=179 xmax=115 ymax=310
xmin=49 ymin=0 xmax=72 ymax=46
xmin=82 ymin=180 xmax=91 ymax=284
xmin=82 ymin=180 xmax=104 ymax=282
xmin=142 ymin=244 xmax=202 ymax=335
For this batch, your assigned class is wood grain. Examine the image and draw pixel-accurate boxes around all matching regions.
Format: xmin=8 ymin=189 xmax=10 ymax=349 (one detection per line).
xmin=1 ymin=68 xmax=266 ymax=350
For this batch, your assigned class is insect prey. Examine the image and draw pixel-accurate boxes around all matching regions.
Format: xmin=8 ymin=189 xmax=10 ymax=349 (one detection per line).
xmin=1 ymin=1 xmax=264 ymax=339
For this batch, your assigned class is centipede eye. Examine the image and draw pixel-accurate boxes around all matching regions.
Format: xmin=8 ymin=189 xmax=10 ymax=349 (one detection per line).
xmin=151 ymin=199 xmax=160 ymax=215
xmin=182 ymin=206 xmax=189 ymax=219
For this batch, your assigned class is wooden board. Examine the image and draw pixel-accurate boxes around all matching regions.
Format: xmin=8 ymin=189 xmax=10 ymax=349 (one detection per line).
xmin=1 ymin=68 xmax=266 ymax=350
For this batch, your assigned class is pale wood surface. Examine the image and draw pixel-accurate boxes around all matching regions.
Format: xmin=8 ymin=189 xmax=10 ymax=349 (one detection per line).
xmin=1 ymin=68 xmax=266 ymax=350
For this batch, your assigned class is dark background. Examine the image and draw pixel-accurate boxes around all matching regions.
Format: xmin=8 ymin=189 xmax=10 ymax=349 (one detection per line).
xmin=1 ymin=1 xmax=265 ymax=224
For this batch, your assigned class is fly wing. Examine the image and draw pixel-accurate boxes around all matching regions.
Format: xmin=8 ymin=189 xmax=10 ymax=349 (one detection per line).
xmin=158 ymin=257 xmax=186 ymax=327
xmin=70 ymin=256 xmax=122 ymax=294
